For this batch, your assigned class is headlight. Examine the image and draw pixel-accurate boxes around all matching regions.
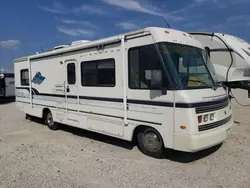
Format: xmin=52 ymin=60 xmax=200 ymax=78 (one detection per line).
xmin=198 ymin=113 xmax=216 ymax=124
xmin=204 ymin=115 xmax=209 ymax=122
xmin=210 ymin=113 xmax=215 ymax=121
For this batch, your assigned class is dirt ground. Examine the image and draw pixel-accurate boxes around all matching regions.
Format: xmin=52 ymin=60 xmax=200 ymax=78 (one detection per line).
xmin=0 ymin=89 xmax=250 ymax=188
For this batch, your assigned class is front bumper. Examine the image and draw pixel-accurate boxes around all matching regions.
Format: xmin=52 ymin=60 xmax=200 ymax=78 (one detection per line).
xmin=173 ymin=118 xmax=234 ymax=152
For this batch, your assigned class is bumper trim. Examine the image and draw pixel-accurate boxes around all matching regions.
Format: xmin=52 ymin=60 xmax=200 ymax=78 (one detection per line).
xmin=199 ymin=115 xmax=232 ymax=132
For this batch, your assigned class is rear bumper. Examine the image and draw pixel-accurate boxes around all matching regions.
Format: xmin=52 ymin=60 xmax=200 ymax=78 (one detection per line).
xmin=173 ymin=118 xmax=234 ymax=152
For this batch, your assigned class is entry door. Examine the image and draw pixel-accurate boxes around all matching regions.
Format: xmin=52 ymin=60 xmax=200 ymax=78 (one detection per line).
xmin=4 ymin=77 xmax=15 ymax=97
xmin=65 ymin=60 xmax=78 ymax=111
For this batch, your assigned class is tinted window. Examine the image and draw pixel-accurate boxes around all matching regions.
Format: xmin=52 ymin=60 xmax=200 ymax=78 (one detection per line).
xmin=81 ymin=59 xmax=115 ymax=87
xmin=67 ymin=63 xmax=76 ymax=85
xmin=21 ymin=69 xmax=29 ymax=86
xmin=0 ymin=78 xmax=4 ymax=94
xmin=128 ymin=44 xmax=167 ymax=89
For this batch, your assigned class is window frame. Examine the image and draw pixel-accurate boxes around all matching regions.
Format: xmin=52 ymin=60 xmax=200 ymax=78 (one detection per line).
xmin=128 ymin=44 xmax=168 ymax=90
xmin=67 ymin=63 xmax=76 ymax=85
xmin=20 ymin=69 xmax=29 ymax=86
xmin=81 ymin=58 xmax=116 ymax=87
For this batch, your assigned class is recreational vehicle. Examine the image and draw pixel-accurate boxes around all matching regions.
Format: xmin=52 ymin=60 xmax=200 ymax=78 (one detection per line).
xmin=0 ymin=72 xmax=15 ymax=99
xmin=189 ymin=32 xmax=250 ymax=91
xmin=14 ymin=27 xmax=233 ymax=158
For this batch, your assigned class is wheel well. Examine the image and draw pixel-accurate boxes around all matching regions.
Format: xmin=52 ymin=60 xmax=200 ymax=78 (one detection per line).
xmin=42 ymin=108 xmax=50 ymax=119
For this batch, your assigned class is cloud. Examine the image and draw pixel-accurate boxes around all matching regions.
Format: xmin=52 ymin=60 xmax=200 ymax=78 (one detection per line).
xmin=212 ymin=24 xmax=225 ymax=32
xmin=231 ymin=0 xmax=250 ymax=4
xmin=194 ymin=24 xmax=226 ymax=32
xmin=171 ymin=0 xmax=220 ymax=15
xmin=74 ymin=5 xmax=106 ymax=15
xmin=193 ymin=0 xmax=219 ymax=3
xmin=58 ymin=19 xmax=98 ymax=28
xmin=57 ymin=26 xmax=94 ymax=37
xmin=0 ymin=40 xmax=21 ymax=50
xmin=226 ymin=15 xmax=250 ymax=26
xmin=39 ymin=2 xmax=106 ymax=16
xmin=193 ymin=0 xmax=206 ymax=2
xmin=170 ymin=3 xmax=197 ymax=15
xmin=195 ymin=24 xmax=225 ymax=32
xmin=38 ymin=2 xmax=66 ymax=14
xmin=183 ymin=22 xmax=201 ymax=29
xmin=226 ymin=15 xmax=250 ymax=23
xmin=116 ymin=22 xmax=140 ymax=30
xmin=101 ymin=0 xmax=183 ymax=21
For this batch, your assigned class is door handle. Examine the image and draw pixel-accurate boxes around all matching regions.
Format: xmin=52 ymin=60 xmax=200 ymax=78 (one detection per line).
xmin=66 ymin=86 xmax=70 ymax=92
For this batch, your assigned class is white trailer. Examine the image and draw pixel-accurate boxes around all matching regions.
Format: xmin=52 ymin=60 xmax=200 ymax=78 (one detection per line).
xmin=0 ymin=73 xmax=15 ymax=99
xmin=14 ymin=27 xmax=233 ymax=158
xmin=189 ymin=32 xmax=250 ymax=91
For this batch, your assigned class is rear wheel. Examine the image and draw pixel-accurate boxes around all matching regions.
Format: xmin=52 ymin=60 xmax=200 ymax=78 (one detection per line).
xmin=137 ymin=127 xmax=165 ymax=159
xmin=44 ymin=110 xmax=59 ymax=130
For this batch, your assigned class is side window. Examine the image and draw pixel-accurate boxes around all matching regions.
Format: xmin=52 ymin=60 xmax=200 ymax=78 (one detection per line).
xmin=67 ymin=63 xmax=76 ymax=85
xmin=128 ymin=44 xmax=167 ymax=89
xmin=21 ymin=69 xmax=29 ymax=86
xmin=81 ymin=58 xmax=115 ymax=87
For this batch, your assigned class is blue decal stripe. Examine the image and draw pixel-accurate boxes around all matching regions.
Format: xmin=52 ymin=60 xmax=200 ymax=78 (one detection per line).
xmin=15 ymin=87 xmax=229 ymax=109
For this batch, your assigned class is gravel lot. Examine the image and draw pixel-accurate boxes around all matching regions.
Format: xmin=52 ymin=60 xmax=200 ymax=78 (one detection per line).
xmin=0 ymin=90 xmax=250 ymax=188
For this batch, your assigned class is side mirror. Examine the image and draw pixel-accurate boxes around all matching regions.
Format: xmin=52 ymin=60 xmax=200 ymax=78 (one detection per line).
xmin=145 ymin=69 xmax=167 ymax=95
xmin=0 ymin=74 xmax=4 ymax=79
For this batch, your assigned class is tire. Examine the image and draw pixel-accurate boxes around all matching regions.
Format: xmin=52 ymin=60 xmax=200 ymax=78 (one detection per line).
xmin=44 ymin=110 xmax=59 ymax=130
xmin=137 ymin=127 xmax=165 ymax=159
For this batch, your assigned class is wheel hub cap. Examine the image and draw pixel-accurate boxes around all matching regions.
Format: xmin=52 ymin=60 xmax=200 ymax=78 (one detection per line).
xmin=47 ymin=113 xmax=53 ymax=126
xmin=144 ymin=132 xmax=160 ymax=150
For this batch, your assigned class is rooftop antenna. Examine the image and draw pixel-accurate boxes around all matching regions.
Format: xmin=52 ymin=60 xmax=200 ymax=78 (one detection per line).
xmin=161 ymin=17 xmax=170 ymax=28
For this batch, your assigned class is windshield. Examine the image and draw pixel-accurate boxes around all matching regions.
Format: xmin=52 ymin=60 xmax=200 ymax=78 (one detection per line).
xmin=159 ymin=42 xmax=220 ymax=89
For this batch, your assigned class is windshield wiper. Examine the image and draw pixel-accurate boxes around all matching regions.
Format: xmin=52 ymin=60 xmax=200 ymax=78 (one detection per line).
xmin=188 ymin=77 xmax=217 ymax=90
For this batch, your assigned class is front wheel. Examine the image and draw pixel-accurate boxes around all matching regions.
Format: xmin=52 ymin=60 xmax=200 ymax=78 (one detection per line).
xmin=137 ymin=127 xmax=165 ymax=159
xmin=44 ymin=110 xmax=59 ymax=130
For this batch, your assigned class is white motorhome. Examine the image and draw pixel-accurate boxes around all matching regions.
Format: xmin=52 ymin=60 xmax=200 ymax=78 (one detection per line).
xmin=0 ymin=72 xmax=15 ymax=99
xmin=189 ymin=32 xmax=250 ymax=91
xmin=14 ymin=27 xmax=233 ymax=158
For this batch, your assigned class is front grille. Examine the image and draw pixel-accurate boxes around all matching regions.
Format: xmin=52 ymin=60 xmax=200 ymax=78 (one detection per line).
xmin=196 ymin=99 xmax=229 ymax=114
xmin=199 ymin=115 xmax=232 ymax=132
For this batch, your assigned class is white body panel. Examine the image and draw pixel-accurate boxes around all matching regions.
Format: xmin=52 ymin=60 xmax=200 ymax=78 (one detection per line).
xmin=190 ymin=32 xmax=250 ymax=82
xmin=14 ymin=27 xmax=233 ymax=152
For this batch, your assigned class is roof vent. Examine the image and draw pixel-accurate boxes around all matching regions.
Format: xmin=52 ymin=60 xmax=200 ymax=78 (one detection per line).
xmin=53 ymin=45 xmax=70 ymax=50
xmin=71 ymin=40 xmax=90 ymax=46
xmin=45 ymin=45 xmax=70 ymax=52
